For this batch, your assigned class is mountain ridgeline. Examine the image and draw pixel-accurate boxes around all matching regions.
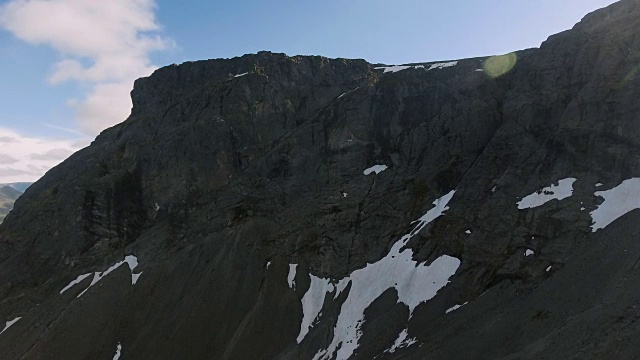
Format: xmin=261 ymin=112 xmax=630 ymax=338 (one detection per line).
xmin=2 ymin=1 xmax=640 ymax=359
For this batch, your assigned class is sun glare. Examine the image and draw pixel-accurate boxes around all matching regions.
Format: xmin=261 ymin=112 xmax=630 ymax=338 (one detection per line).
xmin=484 ymin=53 xmax=518 ymax=78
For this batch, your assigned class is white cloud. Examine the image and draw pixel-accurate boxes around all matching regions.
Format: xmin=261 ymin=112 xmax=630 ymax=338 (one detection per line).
xmin=0 ymin=0 xmax=171 ymax=136
xmin=75 ymin=82 xmax=139 ymax=134
xmin=0 ymin=127 xmax=85 ymax=183
xmin=29 ymin=148 xmax=74 ymax=161
xmin=0 ymin=137 xmax=18 ymax=143
xmin=0 ymin=154 xmax=19 ymax=165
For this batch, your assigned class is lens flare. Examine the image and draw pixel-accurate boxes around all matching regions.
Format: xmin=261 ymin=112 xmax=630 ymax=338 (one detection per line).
xmin=483 ymin=53 xmax=517 ymax=78
xmin=621 ymin=65 xmax=640 ymax=87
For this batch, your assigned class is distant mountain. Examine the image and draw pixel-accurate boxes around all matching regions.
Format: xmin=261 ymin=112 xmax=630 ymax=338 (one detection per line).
xmin=4 ymin=182 xmax=32 ymax=193
xmin=0 ymin=185 xmax=23 ymax=223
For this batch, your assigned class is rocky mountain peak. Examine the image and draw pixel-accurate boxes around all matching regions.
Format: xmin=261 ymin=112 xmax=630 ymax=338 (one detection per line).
xmin=3 ymin=1 xmax=640 ymax=359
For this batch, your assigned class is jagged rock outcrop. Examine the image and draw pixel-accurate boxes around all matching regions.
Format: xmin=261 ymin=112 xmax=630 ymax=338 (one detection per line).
xmin=2 ymin=1 xmax=640 ymax=359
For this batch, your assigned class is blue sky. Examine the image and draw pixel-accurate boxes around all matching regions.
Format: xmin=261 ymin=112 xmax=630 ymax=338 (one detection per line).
xmin=154 ymin=0 xmax=618 ymax=65
xmin=0 ymin=0 xmax=620 ymax=182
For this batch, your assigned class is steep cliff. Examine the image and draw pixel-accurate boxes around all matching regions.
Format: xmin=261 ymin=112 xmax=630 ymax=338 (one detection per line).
xmin=2 ymin=1 xmax=640 ymax=359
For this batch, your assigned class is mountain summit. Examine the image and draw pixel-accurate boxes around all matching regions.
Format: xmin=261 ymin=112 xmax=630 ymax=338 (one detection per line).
xmin=2 ymin=1 xmax=640 ymax=359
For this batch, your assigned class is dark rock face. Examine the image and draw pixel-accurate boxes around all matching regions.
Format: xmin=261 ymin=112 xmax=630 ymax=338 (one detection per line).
xmin=3 ymin=1 xmax=640 ymax=359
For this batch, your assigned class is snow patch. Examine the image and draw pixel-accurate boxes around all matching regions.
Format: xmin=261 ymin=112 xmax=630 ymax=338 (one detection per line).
xmin=385 ymin=328 xmax=417 ymax=353
xmin=595 ymin=183 xmax=603 ymax=187
xmin=60 ymin=273 xmax=92 ymax=294
xmin=337 ymin=92 xmax=346 ymax=99
xmin=0 ymin=317 xmax=20 ymax=335
xmin=374 ymin=62 xmax=457 ymax=73
xmin=234 ymin=72 xmax=248 ymax=78
xmin=363 ymin=164 xmax=388 ymax=175
xmin=590 ymin=178 xmax=640 ymax=232
xmin=334 ymin=279 xmax=350 ymax=300
xmin=427 ymin=61 xmax=458 ymax=70
xmin=475 ymin=69 xmax=484 ymax=72
xmin=517 ymin=178 xmax=577 ymax=209
xmin=465 ymin=229 xmax=471 ymax=234
xmin=266 ymin=261 xmax=272 ymax=269
xmin=76 ymin=255 xmax=141 ymax=298
xmin=374 ymin=65 xmax=412 ymax=73
xmin=131 ymin=272 xmax=142 ymax=285
xmin=525 ymin=249 xmax=535 ymax=257
xmin=446 ymin=302 xmax=468 ymax=314
xmin=288 ymin=264 xmax=298 ymax=289
xmin=302 ymin=191 xmax=460 ymax=360
xmin=546 ymin=266 xmax=552 ymax=272
xmin=297 ymin=276 xmax=335 ymax=343
xmin=113 ymin=343 xmax=122 ymax=360
xmin=342 ymin=192 xmax=348 ymax=198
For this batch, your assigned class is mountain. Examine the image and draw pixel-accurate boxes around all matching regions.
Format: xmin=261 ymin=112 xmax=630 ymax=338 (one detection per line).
xmin=3 ymin=183 xmax=32 ymax=193
xmin=0 ymin=186 xmax=23 ymax=223
xmin=2 ymin=1 xmax=640 ymax=359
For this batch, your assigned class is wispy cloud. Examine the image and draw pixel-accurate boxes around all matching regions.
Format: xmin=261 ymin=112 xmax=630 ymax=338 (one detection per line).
xmin=0 ymin=136 xmax=18 ymax=143
xmin=29 ymin=148 xmax=74 ymax=161
xmin=0 ymin=128 xmax=85 ymax=183
xmin=0 ymin=168 xmax=32 ymax=177
xmin=0 ymin=154 xmax=19 ymax=165
xmin=42 ymin=123 xmax=87 ymax=137
xmin=0 ymin=0 xmax=171 ymax=136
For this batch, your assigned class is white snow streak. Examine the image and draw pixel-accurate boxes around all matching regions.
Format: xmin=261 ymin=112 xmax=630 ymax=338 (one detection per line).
xmin=385 ymin=328 xmax=417 ymax=353
xmin=445 ymin=302 xmax=468 ymax=314
xmin=517 ymin=178 xmax=577 ymax=209
xmin=525 ymin=249 xmax=535 ymax=257
xmin=299 ymin=190 xmax=460 ymax=360
xmin=234 ymin=72 xmax=248 ymax=78
xmin=297 ymin=276 xmax=335 ymax=343
xmin=76 ymin=255 xmax=141 ymax=298
xmin=0 ymin=317 xmax=21 ymax=335
xmin=590 ymin=178 xmax=640 ymax=232
xmin=60 ymin=273 xmax=92 ymax=294
xmin=113 ymin=342 xmax=122 ymax=360
xmin=427 ymin=61 xmax=458 ymax=70
xmin=546 ymin=266 xmax=552 ymax=272
xmin=288 ymin=264 xmax=298 ymax=290
xmin=374 ymin=65 xmax=412 ymax=73
xmin=363 ymin=164 xmax=388 ymax=175
xmin=374 ymin=61 xmax=458 ymax=74
xmin=131 ymin=272 xmax=143 ymax=285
